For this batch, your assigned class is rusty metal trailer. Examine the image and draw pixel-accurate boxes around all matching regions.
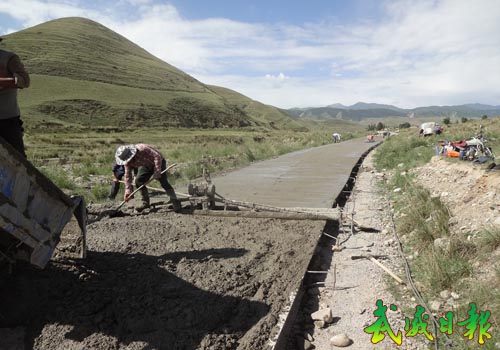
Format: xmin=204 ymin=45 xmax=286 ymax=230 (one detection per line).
xmin=0 ymin=137 xmax=86 ymax=270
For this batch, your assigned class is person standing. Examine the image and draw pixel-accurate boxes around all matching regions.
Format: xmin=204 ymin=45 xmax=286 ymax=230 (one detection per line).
xmin=115 ymin=144 xmax=181 ymax=212
xmin=0 ymin=37 xmax=30 ymax=156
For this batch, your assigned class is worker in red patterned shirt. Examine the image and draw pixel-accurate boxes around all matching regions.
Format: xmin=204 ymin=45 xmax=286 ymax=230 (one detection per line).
xmin=115 ymin=144 xmax=181 ymax=212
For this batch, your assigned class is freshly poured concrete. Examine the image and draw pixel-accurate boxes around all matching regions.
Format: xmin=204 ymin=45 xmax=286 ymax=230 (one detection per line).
xmin=213 ymin=137 xmax=380 ymax=208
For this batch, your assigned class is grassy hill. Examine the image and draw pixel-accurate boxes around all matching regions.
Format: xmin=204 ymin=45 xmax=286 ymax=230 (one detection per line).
xmin=1 ymin=17 xmax=302 ymax=130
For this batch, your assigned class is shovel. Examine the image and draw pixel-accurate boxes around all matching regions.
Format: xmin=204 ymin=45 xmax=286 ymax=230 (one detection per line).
xmin=109 ymin=163 xmax=177 ymax=216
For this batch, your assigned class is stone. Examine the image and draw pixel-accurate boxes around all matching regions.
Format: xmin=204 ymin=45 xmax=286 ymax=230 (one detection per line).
xmin=314 ymin=320 xmax=325 ymax=329
xmin=494 ymin=217 xmax=500 ymax=226
xmin=393 ymin=188 xmax=402 ymax=193
xmin=451 ymin=292 xmax=460 ymax=299
xmin=384 ymin=238 xmax=394 ymax=246
xmin=440 ymin=290 xmax=451 ymax=299
xmin=430 ymin=300 xmax=441 ymax=311
xmin=448 ymin=217 xmax=459 ymax=226
xmin=433 ymin=237 xmax=450 ymax=251
xmin=446 ymin=298 xmax=456 ymax=308
xmin=329 ymin=333 xmax=352 ymax=347
xmin=311 ymin=308 xmax=333 ymax=323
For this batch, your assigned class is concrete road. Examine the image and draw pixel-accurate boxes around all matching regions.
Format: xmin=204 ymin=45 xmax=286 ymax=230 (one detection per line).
xmin=212 ymin=137 xmax=380 ymax=208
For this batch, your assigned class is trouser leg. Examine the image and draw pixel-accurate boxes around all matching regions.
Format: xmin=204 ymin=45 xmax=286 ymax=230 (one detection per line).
xmin=0 ymin=117 xmax=26 ymax=157
xmin=135 ymin=166 xmax=152 ymax=206
xmin=108 ymin=181 xmax=120 ymax=199
xmin=159 ymin=160 xmax=181 ymax=211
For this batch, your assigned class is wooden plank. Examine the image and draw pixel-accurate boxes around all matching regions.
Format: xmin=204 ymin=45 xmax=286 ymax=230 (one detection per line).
xmin=188 ymin=209 xmax=339 ymax=221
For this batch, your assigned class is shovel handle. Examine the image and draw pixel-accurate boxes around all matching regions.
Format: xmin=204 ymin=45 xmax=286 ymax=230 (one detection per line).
xmin=115 ymin=163 xmax=177 ymax=210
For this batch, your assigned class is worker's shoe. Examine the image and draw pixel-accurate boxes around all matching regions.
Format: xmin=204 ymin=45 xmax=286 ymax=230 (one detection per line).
xmin=171 ymin=198 xmax=182 ymax=213
xmin=136 ymin=200 xmax=150 ymax=212
xmin=165 ymin=188 xmax=181 ymax=213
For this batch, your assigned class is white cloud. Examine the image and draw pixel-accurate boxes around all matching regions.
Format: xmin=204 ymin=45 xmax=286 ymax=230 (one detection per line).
xmin=0 ymin=1 xmax=99 ymax=27
xmin=1 ymin=0 xmax=499 ymax=108
xmin=264 ymin=72 xmax=289 ymax=88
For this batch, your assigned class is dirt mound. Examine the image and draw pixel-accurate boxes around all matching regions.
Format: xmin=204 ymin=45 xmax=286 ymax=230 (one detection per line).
xmin=411 ymin=156 xmax=500 ymax=234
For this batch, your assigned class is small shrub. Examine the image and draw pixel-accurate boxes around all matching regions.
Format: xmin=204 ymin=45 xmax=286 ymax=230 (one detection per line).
xmin=245 ymin=148 xmax=256 ymax=162
xmin=476 ymin=228 xmax=500 ymax=252
xmin=90 ymin=184 xmax=109 ymax=202
xmin=415 ymin=249 xmax=471 ymax=290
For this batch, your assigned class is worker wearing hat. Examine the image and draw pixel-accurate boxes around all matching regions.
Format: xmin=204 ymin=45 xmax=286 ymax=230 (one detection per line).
xmin=0 ymin=37 xmax=30 ymax=156
xmin=115 ymin=144 xmax=181 ymax=212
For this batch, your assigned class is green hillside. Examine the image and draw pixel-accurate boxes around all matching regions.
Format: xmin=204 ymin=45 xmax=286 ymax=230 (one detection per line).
xmin=1 ymin=17 xmax=300 ymax=130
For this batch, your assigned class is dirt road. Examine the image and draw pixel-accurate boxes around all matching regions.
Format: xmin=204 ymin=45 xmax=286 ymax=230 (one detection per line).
xmin=0 ymin=137 xmax=379 ymax=350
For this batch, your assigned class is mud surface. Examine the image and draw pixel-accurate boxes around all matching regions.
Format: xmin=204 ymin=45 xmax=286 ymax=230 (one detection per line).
xmin=1 ymin=210 xmax=325 ymax=350
xmin=0 ymin=137 xmax=379 ymax=350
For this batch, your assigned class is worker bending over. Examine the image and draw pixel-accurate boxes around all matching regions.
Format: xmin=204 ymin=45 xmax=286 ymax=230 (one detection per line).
xmin=115 ymin=144 xmax=181 ymax=212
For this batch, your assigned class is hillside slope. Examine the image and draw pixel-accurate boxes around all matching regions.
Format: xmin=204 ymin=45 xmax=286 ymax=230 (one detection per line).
xmin=2 ymin=17 xmax=299 ymax=130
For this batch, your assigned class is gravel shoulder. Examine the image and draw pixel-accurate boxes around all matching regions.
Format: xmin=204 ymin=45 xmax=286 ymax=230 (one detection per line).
xmin=295 ymin=151 xmax=422 ymax=350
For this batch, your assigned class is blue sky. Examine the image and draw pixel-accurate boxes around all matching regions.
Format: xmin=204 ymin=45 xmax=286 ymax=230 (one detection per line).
xmin=1 ymin=0 xmax=499 ymax=109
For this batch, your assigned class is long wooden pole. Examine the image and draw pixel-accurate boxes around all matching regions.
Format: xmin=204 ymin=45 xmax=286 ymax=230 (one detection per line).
xmin=189 ymin=209 xmax=338 ymax=221
xmin=351 ymin=254 xmax=405 ymax=285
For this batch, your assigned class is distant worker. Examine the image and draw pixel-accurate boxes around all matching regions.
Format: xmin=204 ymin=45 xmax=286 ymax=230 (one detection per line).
xmin=108 ymin=162 xmax=137 ymax=200
xmin=367 ymin=134 xmax=375 ymax=142
xmin=433 ymin=124 xmax=443 ymax=135
xmin=332 ymin=133 xmax=342 ymax=143
xmin=115 ymin=144 xmax=181 ymax=212
xmin=0 ymin=37 xmax=30 ymax=156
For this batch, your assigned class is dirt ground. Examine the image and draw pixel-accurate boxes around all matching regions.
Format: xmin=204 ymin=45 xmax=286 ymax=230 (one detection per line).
xmin=1 ymin=147 xmax=498 ymax=350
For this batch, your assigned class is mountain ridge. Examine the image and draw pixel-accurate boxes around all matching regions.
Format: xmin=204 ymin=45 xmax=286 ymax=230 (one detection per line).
xmin=289 ymin=102 xmax=500 ymax=121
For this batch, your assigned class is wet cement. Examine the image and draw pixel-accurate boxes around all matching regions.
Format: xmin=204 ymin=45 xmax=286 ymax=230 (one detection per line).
xmin=213 ymin=138 xmax=379 ymax=208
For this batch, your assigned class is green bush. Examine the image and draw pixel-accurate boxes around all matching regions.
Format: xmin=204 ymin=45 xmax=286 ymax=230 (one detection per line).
xmin=90 ymin=184 xmax=109 ymax=202
xmin=39 ymin=166 xmax=77 ymax=191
